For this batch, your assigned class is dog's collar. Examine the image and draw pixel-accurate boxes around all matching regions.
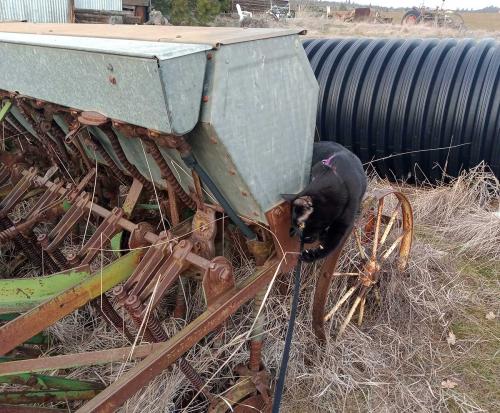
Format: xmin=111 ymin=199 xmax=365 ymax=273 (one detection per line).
xmin=321 ymin=154 xmax=336 ymax=168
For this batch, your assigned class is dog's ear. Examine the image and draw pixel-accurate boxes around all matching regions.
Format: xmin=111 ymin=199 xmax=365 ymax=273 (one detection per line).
xmin=281 ymin=193 xmax=297 ymax=202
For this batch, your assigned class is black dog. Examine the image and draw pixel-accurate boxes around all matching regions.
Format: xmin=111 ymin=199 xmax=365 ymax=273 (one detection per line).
xmin=282 ymin=142 xmax=367 ymax=262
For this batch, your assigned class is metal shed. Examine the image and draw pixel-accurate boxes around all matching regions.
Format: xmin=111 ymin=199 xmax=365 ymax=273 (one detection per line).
xmin=0 ymin=0 xmax=123 ymax=23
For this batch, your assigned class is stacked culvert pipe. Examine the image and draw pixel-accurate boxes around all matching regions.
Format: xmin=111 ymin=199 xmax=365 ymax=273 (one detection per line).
xmin=303 ymin=38 xmax=500 ymax=180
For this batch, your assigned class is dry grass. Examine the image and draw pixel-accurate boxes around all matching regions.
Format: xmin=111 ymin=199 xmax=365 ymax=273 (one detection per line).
xmin=13 ymin=166 xmax=496 ymax=412
xmin=215 ymin=12 xmax=500 ymax=41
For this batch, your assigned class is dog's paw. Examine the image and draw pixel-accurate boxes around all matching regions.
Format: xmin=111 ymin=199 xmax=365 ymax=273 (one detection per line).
xmin=299 ymin=249 xmax=316 ymax=262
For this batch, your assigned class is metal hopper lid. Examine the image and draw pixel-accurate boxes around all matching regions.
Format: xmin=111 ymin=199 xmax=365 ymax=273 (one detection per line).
xmin=0 ymin=23 xmax=307 ymax=48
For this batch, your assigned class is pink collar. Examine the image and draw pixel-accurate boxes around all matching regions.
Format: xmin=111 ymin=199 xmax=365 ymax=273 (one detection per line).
xmin=321 ymin=154 xmax=336 ymax=168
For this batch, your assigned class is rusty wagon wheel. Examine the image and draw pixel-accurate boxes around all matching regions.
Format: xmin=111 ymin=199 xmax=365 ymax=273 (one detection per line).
xmin=312 ymin=191 xmax=413 ymax=341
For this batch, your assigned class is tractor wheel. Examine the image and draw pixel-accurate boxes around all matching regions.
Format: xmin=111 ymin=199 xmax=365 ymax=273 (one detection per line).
xmin=401 ymin=10 xmax=420 ymax=25
xmin=443 ymin=12 xmax=465 ymax=30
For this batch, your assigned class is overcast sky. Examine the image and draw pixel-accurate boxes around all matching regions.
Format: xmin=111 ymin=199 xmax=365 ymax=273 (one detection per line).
xmin=364 ymin=1 xmax=499 ymax=9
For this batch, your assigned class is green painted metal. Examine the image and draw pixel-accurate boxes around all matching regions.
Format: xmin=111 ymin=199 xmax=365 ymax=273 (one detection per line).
xmin=0 ymin=250 xmax=143 ymax=355
xmin=0 ymin=99 xmax=12 ymax=122
xmin=0 ymin=266 xmax=91 ymax=315
xmin=110 ymin=232 xmax=122 ymax=258
xmin=62 ymin=199 xmax=72 ymax=212
xmin=0 ymin=405 xmax=66 ymax=412
xmin=136 ymin=203 xmax=160 ymax=210
xmin=0 ymin=389 xmax=100 ymax=404
xmin=0 ymin=373 xmax=102 ymax=391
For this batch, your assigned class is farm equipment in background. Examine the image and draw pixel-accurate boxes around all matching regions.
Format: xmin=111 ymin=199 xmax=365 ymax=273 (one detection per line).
xmin=0 ymin=23 xmax=413 ymax=412
xmin=342 ymin=7 xmax=371 ymax=22
xmin=331 ymin=7 xmax=393 ymax=24
xmin=266 ymin=3 xmax=296 ymax=21
xmin=401 ymin=1 xmax=465 ymax=29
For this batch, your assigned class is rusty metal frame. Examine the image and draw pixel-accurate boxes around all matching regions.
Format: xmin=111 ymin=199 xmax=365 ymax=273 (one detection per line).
xmin=0 ymin=344 xmax=162 ymax=375
xmin=0 ymin=102 xmax=414 ymax=412
xmin=76 ymin=260 xmax=279 ymax=412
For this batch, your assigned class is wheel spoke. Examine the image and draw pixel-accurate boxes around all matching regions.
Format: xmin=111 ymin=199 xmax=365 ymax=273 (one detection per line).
xmin=357 ymin=296 xmax=366 ymax=326
xmin=324 ymin=284 xmax=358 ymax=322
xmin=371 ymin=198 xmax=384 ymax=260
xmin=354 ymin=228 xmax=368 ymax=260
xmin=330 ymin=272 xmax=360 ymax=277
xmin=337 ymin=295 xmax=362 ymax=338
xmin=381 ymin=234 xmax=404 ymax=262
xmin=379 ymin=201 xmax=401 ymax=247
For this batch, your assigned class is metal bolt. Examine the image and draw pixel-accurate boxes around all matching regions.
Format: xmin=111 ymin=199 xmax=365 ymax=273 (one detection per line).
xmin=125 ymin=294 xmax=140 ymax=308
xmin=202 ymin=96 xmax=209 ymax=103
xmin=219 ymin=269 xmax=230 ymax=281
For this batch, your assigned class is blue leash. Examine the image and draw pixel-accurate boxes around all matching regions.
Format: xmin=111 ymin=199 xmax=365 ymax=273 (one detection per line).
xmin=272 ymin=239 xmax=304 ymax=413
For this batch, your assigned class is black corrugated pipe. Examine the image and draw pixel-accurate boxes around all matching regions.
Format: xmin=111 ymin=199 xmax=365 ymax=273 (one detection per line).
xmin=303 ymin=38 xmax=500 ymax=180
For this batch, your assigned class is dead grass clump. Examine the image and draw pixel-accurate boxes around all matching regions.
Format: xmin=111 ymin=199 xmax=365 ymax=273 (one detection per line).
xmin=407 ymin=164 xmax=500 ymax=261
xmin=259 ymin=239 xmax=472 ymax=412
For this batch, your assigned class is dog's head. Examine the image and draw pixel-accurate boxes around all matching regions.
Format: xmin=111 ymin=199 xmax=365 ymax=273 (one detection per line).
xmin=281 ymin=194 xmax=315 ymax=241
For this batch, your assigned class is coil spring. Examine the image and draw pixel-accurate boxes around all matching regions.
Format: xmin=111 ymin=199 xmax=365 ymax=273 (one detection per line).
xmin=124 ymin=293 xmax=212 ymax=399
xmin=16 ymin=104 xmax=64 ymax=166
xmin=50 ymin=248 xmax=70 ymax=271
xmin=0 ymin=225 xmax=17 ymax=244
xmin=49 ymin=123 xmax=75 ymax=162
xmin=2 ymin=120 xmax=17 ymax=137
xmin=0 ymin=217 xmax=50 ymax=271
xmin=103 ymin=127 xmax=154 ymax=192
xmin=145 ymin=314 xmax=171 ymax=343
xmin=143 ymin=304 xmax=213 ymax=399
xmin=91 ymin=140 xmax=131 ymax=186
xmin=146 ymin=142 xmax=197 ymax=210
xmin=6 ymin=114 xmax=29 ymax=136
xmin=92 ymin=295 xmax=135 ymax=343
xmin=124 ymin=296 xmax=156 ymax=342
xmin=178 ymin=358 xmax=214 ymax=401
